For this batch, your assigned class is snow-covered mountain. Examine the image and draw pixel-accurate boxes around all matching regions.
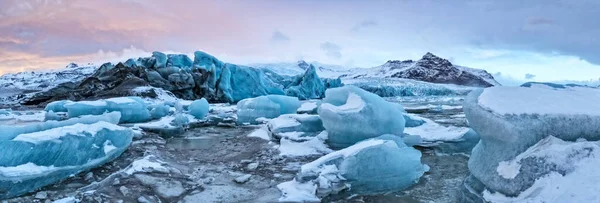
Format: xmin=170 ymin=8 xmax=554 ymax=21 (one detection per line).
xmin=0 ymin=63 xmax=97 ymax=105
xmin=347 ymin=53 xmax=500 ymax=87
xmin=251 ymin=60 xmax=357 ymax=78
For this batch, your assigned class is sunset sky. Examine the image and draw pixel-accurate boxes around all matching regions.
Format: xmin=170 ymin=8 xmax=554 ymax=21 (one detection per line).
xmin=1 ymin=0 xmax=600 ymax=84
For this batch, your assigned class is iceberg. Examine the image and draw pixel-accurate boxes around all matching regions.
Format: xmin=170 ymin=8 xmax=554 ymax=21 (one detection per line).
xmin=44 ymin=100 xmax=72 ymax=112
xmin=64 ymin=100 xmax=108 ymax=118
xmin=0 ymin=112 xmax=121 ymax=141
xmin=462 ymin=86 xmax=600 ymax=198
xmin=278 ymin=135 xmax=427 ymax=202
xmin=284 ymin=65 xmax=326 ymax=100
xmin=188 ymin=98 xmax=209 ymax=119
xmin=64 ymin=97 xmax=151 ymax=123
xmin=483 ymin=136 xmax=600 ymax=203
xmin=152 ymin=51 xmax=167 ymax=69
xmin=149 ymin=103 xmax=170 ymax=119
xmin=236 ymin=95 xmax=301 ymax=124
xmin=0 ymin=121 xmax=133 ymax=199
xmin=105 ymin=97 xmax=152 ymax=123
xmin=297 ymin=101 xmax=320 ymax=114
xmin=318 ymin=86 xmax=406 ymax=149
xmin=216 ymin=64 xmax=285 ymax=103
xmin=267 ymin=114 xmax=324 ymax=141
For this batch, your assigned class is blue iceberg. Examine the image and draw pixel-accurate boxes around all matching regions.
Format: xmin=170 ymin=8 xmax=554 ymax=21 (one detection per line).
xmin=0 ymin=112 xmax=121 ymax=141
xmin=44 ymin=100 xmax=72 ymax=113
xmin=284 ymin=65 xmax=326 ymax=100
xmin=0 ymin=121 xmax=133 ymax=199
xmin=149 ymin=103 xmax=171 ymax=119
xmin=462 ymin=86 xmax=600 ymax=199
xmin=236 ymin=95 xmax=301 ymax=124
xmin=277 ymin=135 xmax=427 ymax=202
xmin=64 ymin=97 xmax=151 ymax=123
xmin=267 ymin=114 xmax=324 ymax=141
xmin=188 ymin=98 xmax=209 ymax=119
xmin=318 ymin=85 xmax=406 ymax=149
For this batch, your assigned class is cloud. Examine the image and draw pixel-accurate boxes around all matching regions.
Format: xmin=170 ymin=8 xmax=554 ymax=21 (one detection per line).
xmin=525 ymin=73 xmax=536 ymax=79
xmin=320 ymin=42 xmax=342 ymax=59
xmin=270 ymin=31 xmax=290 ymax=43
xmin=351 ymin=20 xmax=377 ymax=32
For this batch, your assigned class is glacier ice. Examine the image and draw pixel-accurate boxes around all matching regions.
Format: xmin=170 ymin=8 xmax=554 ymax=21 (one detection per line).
xmin=188 ymin=98 xmax=209 ymax=119
xmin=284 ymin=65 xmax=326 ymax=100
xmin=267 ymin=114 xmax=324 ymax=141
xmin=403 ymin=113 xmax=426 ymax=127
xmin=483 ymin=136 xmax=600 ymax=203
xmin=346 ymin=78 xmax=474 ymax=97
xmin=278 ymin=135 xmax=426 ymax=202
xmin=297 ymin=101 xmax=320 ymax=114
xmin=216 ymin=64 xmax=285 ymax=103
xmin=44 ymin=110 xmax=63 ymax=121
xmin=64 ymin=97 xmax=152 ymax=123
xmin=64 ymin=100 xmax=108 ymax=118
xmin=236 ymin=95 xmax=301 ymax=124
xmin=149 ymin=103 xmax=170 ymax=119
xmin=166 ymin=54 xmax=193 ymax=68
xmin=152 ymin=51 xmax=167 ymax=69
xmin=0 ymin=121 xmax=133 ymax=199
xmin=318 ymin=85 xmax=406 ymax=149
xmin=44 ymin=100 xmax=72 ymax=112
xmin=105 ymin=97 xmax=152 ymax=123
xmin=0 ymin=112 xmax=121 ymax=141
xmin=463 ymin=86 xmax=600 ymax=198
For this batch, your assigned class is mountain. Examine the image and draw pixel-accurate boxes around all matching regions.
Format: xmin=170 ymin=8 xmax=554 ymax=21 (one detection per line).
xmin=0 ymin=64 xmax=97 ymax=106
xmin=346 ymin=53 xmax=500 ymax=87
xmin=251 ymin=60 xmax=356 ymax=78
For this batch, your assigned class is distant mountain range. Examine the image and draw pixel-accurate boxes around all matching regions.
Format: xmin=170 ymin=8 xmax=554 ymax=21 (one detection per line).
xmin=0 ymin=51 xmax=500 ymax=107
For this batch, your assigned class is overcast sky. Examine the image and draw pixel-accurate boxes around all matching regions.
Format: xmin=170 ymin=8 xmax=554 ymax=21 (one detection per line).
xmin=1 ymin=0 xmax=600 ymax=84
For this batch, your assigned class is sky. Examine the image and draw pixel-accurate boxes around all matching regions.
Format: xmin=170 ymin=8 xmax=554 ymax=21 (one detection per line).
xmin=1 ymin=0 xmax=600 ymax=85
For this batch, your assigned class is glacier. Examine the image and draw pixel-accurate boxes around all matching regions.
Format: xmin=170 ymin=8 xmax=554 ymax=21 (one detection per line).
xmin=318 ymin=85 xmax=406 ymax=149
xmin=277 ymin=135 xmax=427 ymax=202
xmin=0 ymin=121 xmax=133 ymax=199
xmin=463 ymin=86 xmax=600 ymax=198
xmin=236 ymin=95 xmax=301 ymax=124
xmin=188 ymin=98 xmax=209 ymax=119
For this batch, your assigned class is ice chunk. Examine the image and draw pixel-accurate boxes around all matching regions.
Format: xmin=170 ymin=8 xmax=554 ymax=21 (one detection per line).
xmin=278 ymin=135 xmax=426 ymax=201
xmin=44 ymin=100 xmax=72 ymax=112
xmin=65 ymin=97 xmax=152 ymax=123
xmin=105 ymin=97 xmax=152 ymax=123
xmin=318 ymin=86 xmax=406 ymax=149
xmin=44 ymin=110 xmax=64 ymax=121
xmin=284 ymin=65 xmax=326 ymax=100
xmin=0 ymin=112 xmax=121 ymax=141
xmin=463 ymin=87 xmax=600 ymax=197
xmin=188 ymin=98 xmax=209 ymax=119
xmin=64 ymin=100 xmax=108 ymax=118
xmin=483 ymin=136 xmax=600 ymax=203
xmin=297 ymin=101 xmax=320 ymax=114
xmin=171 ymin=114 xmax=190 ymax=127
xmin=236 ymin=95 xmax=301 ymax=124
xmin=404 ymin=114 xmax=470 ymax=142
xmin=152 ymin=51 xmax=167 ymax=69
xmin=267 ymin=114 xmax=324 ymax=141
xmin=149 ymin=103 xmax=170 ymax=119
xmin=0 ymin=121 xmax=133 ymax=199
xmin=216 ymin=64 xmax=286 ymax=103
xmin=277 ymin=131 xmax=332 ymax=157
xmin=403 ymin=113 xmax=426 ymax=127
